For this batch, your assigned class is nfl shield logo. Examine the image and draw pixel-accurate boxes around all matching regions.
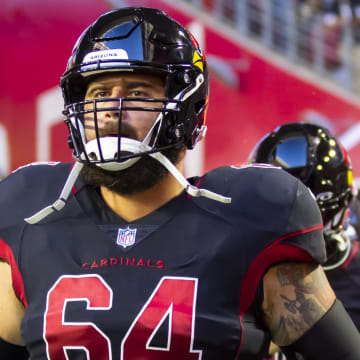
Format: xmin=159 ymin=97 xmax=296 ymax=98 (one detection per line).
xmin=116 ymin=227 xmax=137 ymax=248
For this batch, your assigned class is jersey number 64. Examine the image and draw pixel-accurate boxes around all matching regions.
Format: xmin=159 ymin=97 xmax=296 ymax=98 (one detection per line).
xmin=43 ymin=274 xmax=202 ymax=360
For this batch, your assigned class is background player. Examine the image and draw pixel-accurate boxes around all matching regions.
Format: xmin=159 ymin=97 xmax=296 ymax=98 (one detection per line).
xmin=250 ymin=121 xmax=360 ymax=357
xmin=0 ymin=7 xmax=360 ymax=359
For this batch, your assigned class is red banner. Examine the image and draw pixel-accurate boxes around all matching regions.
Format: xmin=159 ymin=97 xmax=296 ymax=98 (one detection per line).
xmin=1 ymin=0 xmax=360 ymax=177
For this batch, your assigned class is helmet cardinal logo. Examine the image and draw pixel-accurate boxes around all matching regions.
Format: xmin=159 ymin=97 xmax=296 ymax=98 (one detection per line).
xmin=193 ymin=51 xmax=204 ymax=72
xmin=116 ymin=227 xmax=137 ymax=248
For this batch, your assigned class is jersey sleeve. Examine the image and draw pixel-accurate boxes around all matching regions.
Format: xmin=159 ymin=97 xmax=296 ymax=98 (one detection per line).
xmin=190 ymin=165 xmax=327 ymax=324
xmin=0 ymin=162 xmax=73 ymax=306
xmin=225 ymin=165 xmax=326 ymax=317
xmin=194 ymin=165 xmax=326 ymax=266
xmin=239 ymin=165 xmax=326 ymax=266
xmin=281 ymin=179 xmax=326 ymax=263
xmin=240 ymin=165 xmax=325 ymax=265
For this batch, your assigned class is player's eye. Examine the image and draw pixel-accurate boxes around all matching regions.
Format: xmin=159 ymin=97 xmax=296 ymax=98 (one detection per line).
xmin=128 ymin=90 xmax=148 ymax=98
xmin=93 ymin=90 xmax=110 ymax=98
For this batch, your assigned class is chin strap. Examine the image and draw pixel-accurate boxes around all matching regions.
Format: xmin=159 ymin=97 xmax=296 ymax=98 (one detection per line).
xmin=24 ymin=162 xmax=84 ymax=224
xmin=149 ymin=151 xmax=231 ymax=204
xmin=24 ymin=144 xmax=231 ymax=225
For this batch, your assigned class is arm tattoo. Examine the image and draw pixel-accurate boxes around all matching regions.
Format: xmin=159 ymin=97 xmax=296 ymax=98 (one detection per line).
xmin=264 ymin=263 xmax=332 ymax=345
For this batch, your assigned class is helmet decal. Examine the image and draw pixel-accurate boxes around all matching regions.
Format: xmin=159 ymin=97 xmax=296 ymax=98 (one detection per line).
xmin=348 ymin=169 xmax=354 ymax=187
xmin=189 ymin=32 xmax=202 ymax=54
xmin=193 ymin=50 xmax=204 ymax=72
xmin=83 ymin=49 xmax=129 ymax=63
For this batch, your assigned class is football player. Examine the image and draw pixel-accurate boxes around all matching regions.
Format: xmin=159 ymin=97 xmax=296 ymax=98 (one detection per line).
xmin=250 ymin=121 xmax=360 ymax=357
xmin=0 ymin=7 xmax=360 ymax=360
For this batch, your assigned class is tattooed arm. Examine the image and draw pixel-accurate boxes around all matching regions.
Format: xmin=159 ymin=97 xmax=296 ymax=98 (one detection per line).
xmin=262 ymin=262 xmax=335 ymax=346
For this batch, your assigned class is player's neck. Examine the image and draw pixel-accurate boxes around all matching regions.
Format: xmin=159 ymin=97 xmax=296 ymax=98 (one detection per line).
xmin=100 ymin=159 xmax=185 ymax=222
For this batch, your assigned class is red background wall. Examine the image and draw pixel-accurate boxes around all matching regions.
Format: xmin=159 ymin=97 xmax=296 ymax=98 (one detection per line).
xmin=1 ymin=0 xmax=360 ymax=175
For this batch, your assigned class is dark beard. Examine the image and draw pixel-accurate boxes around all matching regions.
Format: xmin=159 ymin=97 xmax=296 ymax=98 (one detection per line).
xmin=81 ymin=146 xmax=182 ymax=195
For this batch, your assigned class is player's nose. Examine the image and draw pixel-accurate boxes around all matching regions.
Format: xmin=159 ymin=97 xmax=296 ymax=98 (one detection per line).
xmin=103 ymin=87 xmax=126 ymax=122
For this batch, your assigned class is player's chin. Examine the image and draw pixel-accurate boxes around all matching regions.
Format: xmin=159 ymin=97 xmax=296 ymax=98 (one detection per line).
xmin=81 ymin=145 xmax=183 ymax=195
xmin=81 ymin=156 xmax=167 ymax=195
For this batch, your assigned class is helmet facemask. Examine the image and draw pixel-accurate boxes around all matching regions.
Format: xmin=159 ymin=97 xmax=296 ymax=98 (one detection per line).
xmin=63 ymin=65 xmax=208 ymax=169
xmin=63 ymin=83 xmax=183 ymax=171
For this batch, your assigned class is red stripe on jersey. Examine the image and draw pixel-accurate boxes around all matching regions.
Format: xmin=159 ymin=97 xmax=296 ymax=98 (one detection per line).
xmin=0 ymin=237 xmax=28 ymax=307
xmin=341 ymin=239 xmax=359 ymax=270
xmin=235 ymin=224 xmax=323 ymax=358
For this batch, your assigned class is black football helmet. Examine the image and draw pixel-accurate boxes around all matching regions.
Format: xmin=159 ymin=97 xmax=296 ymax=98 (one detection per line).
xmin=60 ymin=7 xmax=209 ymax=170
xmin=24 ymin=7 xmax=230 ymax=225
xmin=249 ymin=122 xmax=355 ymax=269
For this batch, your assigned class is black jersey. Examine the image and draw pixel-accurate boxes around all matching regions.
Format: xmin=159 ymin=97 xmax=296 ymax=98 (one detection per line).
xmin=0 ymin=162 xmax=326 ymax=360
xmin=326 ymin=239 xmax=360 ymax=331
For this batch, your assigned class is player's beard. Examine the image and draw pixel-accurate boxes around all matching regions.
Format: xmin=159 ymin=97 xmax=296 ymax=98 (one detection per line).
xmin=81 ymin=146 xmax=183 ymax=195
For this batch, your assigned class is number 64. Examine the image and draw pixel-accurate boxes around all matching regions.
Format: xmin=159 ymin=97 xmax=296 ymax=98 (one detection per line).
xmin=44 ymin=275 xmax=202 ymax=360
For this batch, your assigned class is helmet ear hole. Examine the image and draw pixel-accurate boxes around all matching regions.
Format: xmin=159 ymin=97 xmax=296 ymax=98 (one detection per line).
xmin=176 ymin=70 xmax=193 ymax=86
xmin=167 ymin=123 xmax=185 ymax=144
